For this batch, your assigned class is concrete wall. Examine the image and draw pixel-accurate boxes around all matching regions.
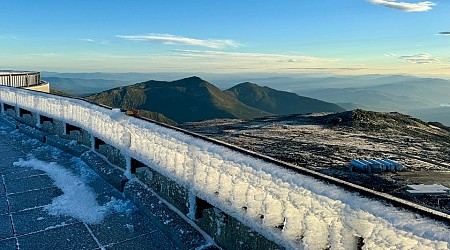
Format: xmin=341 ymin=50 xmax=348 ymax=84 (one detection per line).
xmin=23 ymin=82 xmax=50 ymax=93
xmin=0 ymin=97 xmax=281 ymax=250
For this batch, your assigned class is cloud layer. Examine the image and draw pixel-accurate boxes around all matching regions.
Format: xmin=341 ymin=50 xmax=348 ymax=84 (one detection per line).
xmin=369 ymin=0 xmax=436 ymax=12
xmin=173 ymin=49 xmax=338 ymax=63
xmin=117 ymin=34 xmax=241 ymax=49
xmin=399 ymin=53 xmax=440 ymax=64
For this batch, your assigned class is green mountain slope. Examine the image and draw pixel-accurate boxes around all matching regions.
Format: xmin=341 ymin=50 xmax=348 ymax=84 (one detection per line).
xmin=86 ymin=76 xmax=272 ymax=123
xmin=226 ymin=82 xmax=345 ymax=115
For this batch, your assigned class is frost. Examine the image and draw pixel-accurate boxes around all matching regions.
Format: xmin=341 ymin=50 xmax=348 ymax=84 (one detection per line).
xmin=2 ymin=86 xmax=450 ymax=249
xmin=125 ymin=224 xmax=134 ymax=232
xmin=44 ymin=222 xmax=66 ymax=230
xmin=13 ymin=158 xmax=133 ymax=224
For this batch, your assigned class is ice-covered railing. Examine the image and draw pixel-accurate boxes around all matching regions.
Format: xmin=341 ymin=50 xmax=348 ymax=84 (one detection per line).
xmin=1 ymin=86 xmax=449 ymax=249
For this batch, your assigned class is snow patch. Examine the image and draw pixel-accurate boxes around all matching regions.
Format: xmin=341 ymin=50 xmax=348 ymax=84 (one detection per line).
xmin=13 ymin=158 xmax=133 ymax=224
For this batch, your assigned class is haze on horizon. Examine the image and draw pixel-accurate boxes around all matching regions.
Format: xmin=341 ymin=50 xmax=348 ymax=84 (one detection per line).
xmin=1 ymin=0 xmax=449 ymax=78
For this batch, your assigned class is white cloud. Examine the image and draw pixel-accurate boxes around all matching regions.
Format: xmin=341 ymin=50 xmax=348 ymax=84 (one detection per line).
xmin=80 ymin=38 xmax=110 ymax=45
xmin=369 ymin=0 xmax=436 ymax=12
xmin=117 ymin=34 xmax=241 ymax=49
xmin=173 ymin=49 xmax=338 ymax=63
xmin=399 ymin=53 xmax=440 ymax=64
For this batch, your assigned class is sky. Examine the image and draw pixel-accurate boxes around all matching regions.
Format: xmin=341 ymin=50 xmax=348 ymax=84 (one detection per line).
xmin=0 ymin=0 xmax=449 ymax=77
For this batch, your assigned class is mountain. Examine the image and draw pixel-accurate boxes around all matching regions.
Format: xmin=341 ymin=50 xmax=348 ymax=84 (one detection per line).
xmin=134 ymin=110 xmax=178 ymax=126
xmin=44 ymin=77 xmax=129 ymax=97
xmin=409 ymin=107 xmax=450 ymax=126
xmin=300 ymin=77 xmax=450 ymax=125
xmin=301 ymin=77 xmax=450 ymax=110
xmin=301 ymin=88 xmax=429 ymax=111
xmin=86 ymin=76 xmax=272 ymax=123
xmin=226 ymin=82 xmax=345 ymax=115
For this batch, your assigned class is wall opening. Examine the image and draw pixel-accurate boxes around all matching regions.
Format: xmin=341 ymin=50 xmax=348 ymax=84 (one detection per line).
xmin=4 ymin=103 xmax=14 ymax=112
xmin=94 ymin=137 xmax=106 ymax=150
xmin=39 ymin=115 xmax=53 ymax=124
xmin=65 ymin=123 xmax=81 ymax=135
xmin=130 ymin=158 xmax=146 ymax=174
xmin=195 ymin=197 xmax=214 ymax=219
xmin=355 ymin=235 xmax=364 ymax=250
xmin=18 ymin=108 xmax=32 ymax=117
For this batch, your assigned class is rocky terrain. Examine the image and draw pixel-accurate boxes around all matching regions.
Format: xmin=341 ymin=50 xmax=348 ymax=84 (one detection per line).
xmin=181 ymin=109 xmax=450 ymax=212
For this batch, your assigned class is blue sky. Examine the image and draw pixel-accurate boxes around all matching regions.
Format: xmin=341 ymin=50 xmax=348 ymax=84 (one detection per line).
xmin=1 ymin=0 xmax=449 ymax=77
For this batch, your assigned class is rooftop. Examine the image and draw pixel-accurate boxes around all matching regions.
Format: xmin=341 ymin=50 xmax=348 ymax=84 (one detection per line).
xmin=0 ymin=71 xmax=38 ymax=76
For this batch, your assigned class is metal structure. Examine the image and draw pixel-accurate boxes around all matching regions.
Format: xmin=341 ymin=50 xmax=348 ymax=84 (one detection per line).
xmin=0 ymin=70 xmax=44 ymax=87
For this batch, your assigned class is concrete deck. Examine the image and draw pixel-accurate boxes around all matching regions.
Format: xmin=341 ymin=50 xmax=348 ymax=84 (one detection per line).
xmin=0 ymin=121 xmax=178 ymax=250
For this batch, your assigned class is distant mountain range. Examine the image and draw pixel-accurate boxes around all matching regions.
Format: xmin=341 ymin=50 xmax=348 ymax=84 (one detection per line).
xmin=299 ymin=76 xmax=450 ymax=125
xmin=301 ymin=77 xmax=450 ymax=111
xmin=43 ymin=77 xmax=128 ymax=97
xmin=46 ymin=72 xmax=450 ymax=125
xmin=85 ymin=76 xmax=343 ymax=123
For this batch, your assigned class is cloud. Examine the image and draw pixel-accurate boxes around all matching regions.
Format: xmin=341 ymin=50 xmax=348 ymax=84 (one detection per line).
xmin=284 ymin=67 xmax=368 ymax=71
xmin=369 ymin=0 xmax=436 ymax=12
xmin=173 ymin=49 xmax=338 ymax=63
xmin=436 ymin=32 xmax=450 ymax=36
xmin=117 ymin=33 xmax=241 ymax=49
xmin=399 ymin=53 xmax=440 ymax=64
xmin=80 ymin=38 xmax=110 ymax=45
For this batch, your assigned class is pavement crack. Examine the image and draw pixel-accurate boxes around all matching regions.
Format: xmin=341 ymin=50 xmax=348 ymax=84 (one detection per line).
xmin=83 ymin=222 xmax=105 ymax=250
xmin=2 ymin=174 xmax=19 ymax=249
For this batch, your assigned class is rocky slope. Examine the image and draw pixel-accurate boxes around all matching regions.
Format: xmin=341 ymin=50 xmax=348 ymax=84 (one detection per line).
xmin=182 ymin=109 xmax=450 ymax=212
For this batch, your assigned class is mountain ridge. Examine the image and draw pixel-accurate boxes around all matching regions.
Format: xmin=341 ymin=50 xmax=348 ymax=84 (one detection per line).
xmin=226 ymin=82 xmax=345 ymax=115
xmin=86 ymin=76 xmax=347 ymax=124
xmin=86 ymin=76 xmax=273 ymax=123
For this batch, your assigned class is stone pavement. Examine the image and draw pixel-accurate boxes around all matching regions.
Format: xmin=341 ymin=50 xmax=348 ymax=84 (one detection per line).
xmin=0 ymin=121 xmax=179 ymax=250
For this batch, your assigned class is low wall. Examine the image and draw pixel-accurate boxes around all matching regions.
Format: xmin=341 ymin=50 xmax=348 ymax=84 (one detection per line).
xmin=23 ymin=82 xmax=50 ymax=93
xmin=1 ymin=86 xmax=449 ymax=250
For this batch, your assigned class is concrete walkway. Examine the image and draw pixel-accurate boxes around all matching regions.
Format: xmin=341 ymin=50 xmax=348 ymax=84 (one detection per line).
xmin=0 ymin=121 xmax=178 ymax=250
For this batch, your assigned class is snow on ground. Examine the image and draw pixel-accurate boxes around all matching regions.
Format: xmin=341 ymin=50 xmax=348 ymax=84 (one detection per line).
xmin=13 ymin=158 xmax=133 ymax=224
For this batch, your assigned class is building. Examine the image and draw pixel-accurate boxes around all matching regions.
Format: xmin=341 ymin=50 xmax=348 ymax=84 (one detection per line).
xmin=0 ymin=70 xmax=50 ymax=93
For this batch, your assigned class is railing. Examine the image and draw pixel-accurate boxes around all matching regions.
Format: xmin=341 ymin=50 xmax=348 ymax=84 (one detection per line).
xmin=1 ymin=85 xmax=449 ymax=249
xmin=0 ymin=71 xmax=43 ymax=88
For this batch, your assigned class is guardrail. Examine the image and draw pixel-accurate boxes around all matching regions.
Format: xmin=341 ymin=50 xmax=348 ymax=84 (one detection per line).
xmin=1 ymin=85 xmax=449 ymax=249
xmin=0 ymin=71 xmax=43 ymax=88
